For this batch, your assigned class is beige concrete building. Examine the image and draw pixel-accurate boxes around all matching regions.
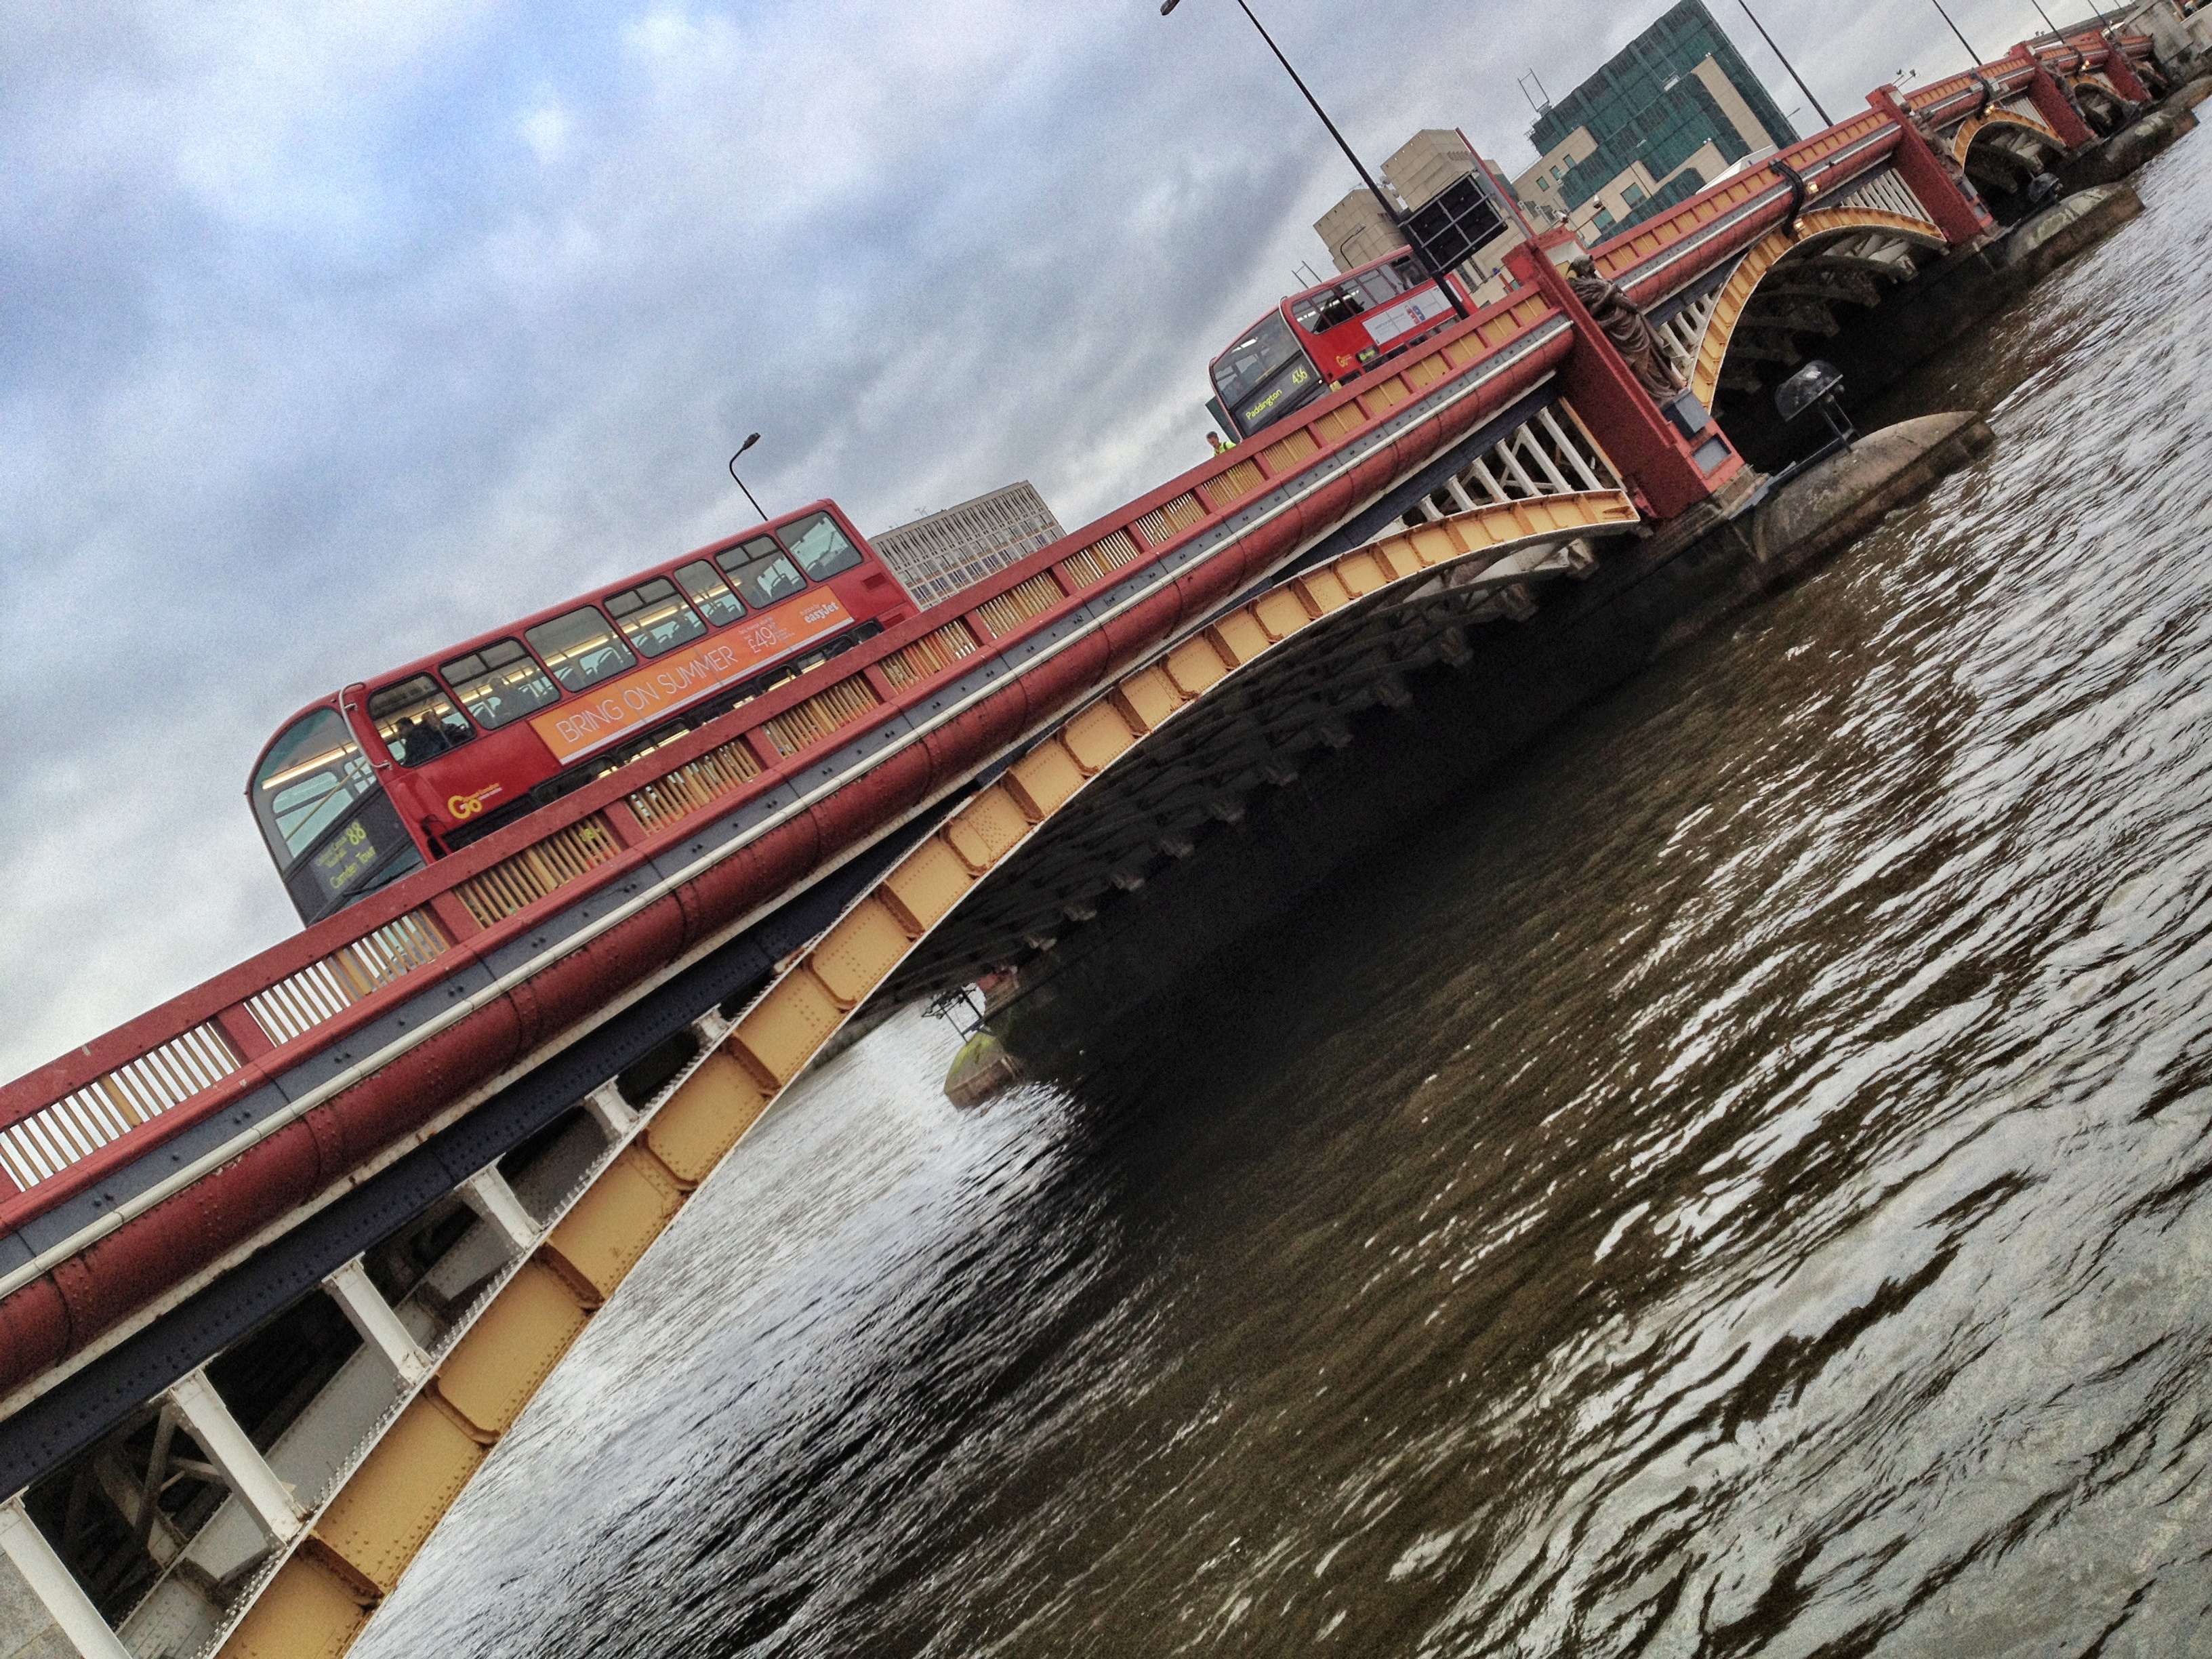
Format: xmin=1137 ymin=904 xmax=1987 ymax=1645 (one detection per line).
xmin=1312 ymin=131 xmax=1528 ymax=307
xmin=869 ymin=482 xmax=1066 ymax=607
xmin=1313 ymin=189 xmax=1402 ymax=276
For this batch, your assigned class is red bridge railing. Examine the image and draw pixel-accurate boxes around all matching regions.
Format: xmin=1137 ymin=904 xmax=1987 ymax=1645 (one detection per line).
xmin=0 ymin=287 xmax=1569 ymax=1233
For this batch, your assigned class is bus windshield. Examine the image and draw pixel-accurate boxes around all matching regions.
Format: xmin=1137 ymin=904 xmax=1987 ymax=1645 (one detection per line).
xmin=253 ymin=707 xmax=375 ymax=865
xmin=1210 ymin=310 xmax=1305 ymax=408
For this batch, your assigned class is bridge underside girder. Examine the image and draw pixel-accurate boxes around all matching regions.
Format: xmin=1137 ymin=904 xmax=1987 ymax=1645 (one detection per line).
xmin=886 ymin=506 xmax=1639 ymax=1000
xmin=1715 ymin=232 xmax=1927 ymax=398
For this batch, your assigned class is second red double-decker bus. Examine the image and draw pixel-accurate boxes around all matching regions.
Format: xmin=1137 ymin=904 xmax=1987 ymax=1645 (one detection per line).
xmin=249 ymin=501 xmax=918 ymax=926
xmin=1208 ymin=249 xmax=1472 ymax=442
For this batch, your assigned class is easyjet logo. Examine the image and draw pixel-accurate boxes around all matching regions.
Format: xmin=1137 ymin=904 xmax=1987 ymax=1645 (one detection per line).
xmin=447 ymin=783 xmax=506 ymax=819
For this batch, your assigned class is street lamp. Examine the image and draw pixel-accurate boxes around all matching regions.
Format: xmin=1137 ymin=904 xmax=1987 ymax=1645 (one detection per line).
xmin=1160 ymin=0 xmax=1469 ymax=319
xmin=1736 ymin=1 xmax=1832 ymax=127
xmin=1927 ymin=0 xmax=1985 ymax=65
xmin=727 ymin=431 xmax=766 ymax=524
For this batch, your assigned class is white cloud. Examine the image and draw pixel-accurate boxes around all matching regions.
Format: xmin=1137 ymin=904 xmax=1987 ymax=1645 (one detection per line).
xmin=519 ymin=98 xmax=573 ymax=164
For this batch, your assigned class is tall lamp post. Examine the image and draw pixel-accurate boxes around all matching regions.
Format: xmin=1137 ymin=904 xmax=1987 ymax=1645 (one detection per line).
xmin=727 ymin=431 xmax=767 ymax=524
xmin=1160 ymin=0 xmax=1469 ymax=320
xmin=1736 ymin=1 xmax=1832 ymax=127
xmin=1927 ymin=0 xmax=1985 ymax=65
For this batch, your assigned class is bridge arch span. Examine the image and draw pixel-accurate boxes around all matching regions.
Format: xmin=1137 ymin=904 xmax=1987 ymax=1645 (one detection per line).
xmin=194 ymin=418 xmax=1647 ymax=1655
xmin=1954 ymin=108 xmax=2070 ymax=212
xmin=2068 ymin=73 xmax=2133 ymax=134
xmin=1684 ymin=209 xmax=1950 ymax=419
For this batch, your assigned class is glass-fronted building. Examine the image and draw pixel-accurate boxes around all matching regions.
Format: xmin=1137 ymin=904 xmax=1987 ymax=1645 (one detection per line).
xmin=1512 ymin=0 xmax=1797 ymax=242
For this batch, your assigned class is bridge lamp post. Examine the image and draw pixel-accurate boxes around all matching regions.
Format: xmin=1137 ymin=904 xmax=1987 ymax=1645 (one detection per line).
xmin=1736 ymin=1 xmax=1833 ymax=127
xmin=1927 ymin=0 xmax=1986 ymax=65
xmin=1160 ymin=0 xmax=1469 ymax=321
xmin=727 ymin=431 xmax=768 ymax=524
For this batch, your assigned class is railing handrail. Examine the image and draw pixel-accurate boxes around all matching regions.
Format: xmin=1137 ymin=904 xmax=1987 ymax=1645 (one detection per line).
xmin=1592 ymin=111 xmax=1903 ymax=302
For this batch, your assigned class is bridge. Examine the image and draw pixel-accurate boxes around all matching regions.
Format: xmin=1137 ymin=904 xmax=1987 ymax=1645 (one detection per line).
xmin=0 ymin=15 xmax=2198 ymax=1658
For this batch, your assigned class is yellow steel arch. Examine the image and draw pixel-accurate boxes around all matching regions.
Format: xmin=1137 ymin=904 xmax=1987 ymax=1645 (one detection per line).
xmin=1950 ymin=106 xmax=2066 ymax=166
xmin=211 ymin=481 xmax=1642 ymax=1659
xmin=1688 ymin=209 xmax=1949 ymax=409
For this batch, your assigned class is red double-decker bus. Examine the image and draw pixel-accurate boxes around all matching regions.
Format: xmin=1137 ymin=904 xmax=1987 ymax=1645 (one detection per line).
xmin=1208 ymin=249 xmax=1472 ymax=442
xmin=249 ymin=501 xmax=917 ymax=926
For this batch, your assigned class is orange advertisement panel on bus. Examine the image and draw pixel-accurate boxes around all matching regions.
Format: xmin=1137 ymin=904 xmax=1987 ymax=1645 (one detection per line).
xmin=529 ymin=591 xmax=855 ymax=764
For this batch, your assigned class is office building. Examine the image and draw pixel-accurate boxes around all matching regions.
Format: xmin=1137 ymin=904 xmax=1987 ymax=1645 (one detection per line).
xmin=1313 ymin=131 xmax=1530 ymax=306
xmin=1512 ymin=0 xmax=1797 ymax=243
xmin=870 ymin=482 xmax=1067 ymax=607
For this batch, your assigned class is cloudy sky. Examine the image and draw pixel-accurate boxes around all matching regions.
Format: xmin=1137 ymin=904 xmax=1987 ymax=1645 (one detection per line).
xmin=0 ymin=0 xmax=2061 ymax=1084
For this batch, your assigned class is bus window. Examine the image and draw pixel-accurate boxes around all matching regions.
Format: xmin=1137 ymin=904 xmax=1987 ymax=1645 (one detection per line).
xmin=253 ymin=707 xmax=375 ymax=863
xmin=1210 ymin=310 xmax=1322 ymax=441
xmin=1213 ymin=312 xmax=1301 ymax=405
xmin=526 ymin=607 xmax=637 ymax=693
xmin=1358 ymin=262 xmax=1413 ymax=308
xmin=715 ymin=537 xmax=807 ymax=609
xmin=442 ymin=638 xmax=560 ymax=731
xmin=369 ymin=675 xmax=475 ymax=768
xmin=781 ymin=512 xmax=865 ymax=581
xmin=1291 ymin=283 xmax=1366 ymax=335
xmin=605 ymin=577 xmax=707 ymax=659
xmin=673 ymin=560 xmax=745 ymax=625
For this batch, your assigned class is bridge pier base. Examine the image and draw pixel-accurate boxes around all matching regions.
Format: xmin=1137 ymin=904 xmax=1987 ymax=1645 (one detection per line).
xmin=1789 ymin=183 xmax=2142 ymax=426
xmin=2061 ymin=104 xmax=2197 ymax=189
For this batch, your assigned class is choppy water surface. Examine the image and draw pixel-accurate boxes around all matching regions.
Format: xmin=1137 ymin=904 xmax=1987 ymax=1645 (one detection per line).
xmin=360 ymin=140 xmax=2212 ymax=1658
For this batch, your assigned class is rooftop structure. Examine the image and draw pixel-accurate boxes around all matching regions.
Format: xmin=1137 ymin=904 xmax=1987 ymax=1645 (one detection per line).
xmin=1314 ymin=131 xmax=1531 ymax=307
xmin=1512 ymin=0 xmax=1797 ymax=243
xmin=870 ymin=481 xmax=1067 ymax=607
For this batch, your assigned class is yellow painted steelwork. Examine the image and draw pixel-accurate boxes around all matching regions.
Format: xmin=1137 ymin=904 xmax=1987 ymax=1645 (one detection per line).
xmin=731 ymin=970 xmax=846 ymax=1088
xmin=312 ymin=1398 xmax=488 ymax=1595
xmin=220 ymin=1553 xmax=369 ymax=1659
xmin=1950 ymin=106 xmax=2063 ymax=166
xmin=876 ymin=838 xmax=973 ymax=935
xmin=1061 ymin=701 xmax=1138 ymax=775
xmin=1359 ymin=493 xmax=1641 ymax=577
xmin=435 ymin=1263 xmax=593 ymax=1437
xmin=1327 ymin=553 xmax=1380 ymax=597
xmin=1252 ymin=586 xmax=1316 ymax=642
xmin=1688 ymin=209 xmax=1949 ymax=409
xmin=213 ymin=456 xmax=1641 ymax=1659
xmin=643 ymin=1052 xmax=769 ymax=1185
xmin=1164 ymin=637 xmax=1229 ymax=699
xmin=1005 ymin=741 xmax=1086 ymax=821
xmin=1298 ymin=568 xmax=1354 ymax=613
xmin=543 ymin=1148 xmax=687 ymax=1300
xmin=1208 ymin=611 xmax=1271 ymax=666
xmin=943 ymin=785 xmax=1029 ymax=872
xmin=810 ymin=899 xmax=917 ymax=1008
xmin=1111 ymin=666 xmax=1185 ymax=733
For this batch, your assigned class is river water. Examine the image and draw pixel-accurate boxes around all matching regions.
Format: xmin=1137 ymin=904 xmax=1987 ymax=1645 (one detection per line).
xmin=356 ymin=136 xmax=2212 ymax=1658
